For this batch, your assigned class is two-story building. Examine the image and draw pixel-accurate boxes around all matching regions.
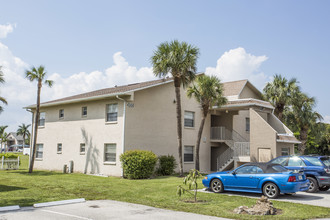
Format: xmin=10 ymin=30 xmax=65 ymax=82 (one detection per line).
xmin=25 ymin=77 xmax=299 ymax=176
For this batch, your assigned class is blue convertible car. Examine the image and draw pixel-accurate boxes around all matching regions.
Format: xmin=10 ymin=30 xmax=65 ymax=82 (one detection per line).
xmin=202 ymin=163 xmax=309 ymax=198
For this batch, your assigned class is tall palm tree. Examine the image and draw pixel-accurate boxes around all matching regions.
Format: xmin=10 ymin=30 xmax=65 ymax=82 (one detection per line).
xmin=17 ymin=123 xmax=31 ymax=148
xmin=187 ymin=75 xmax=227 ymax=170
xmin=26 ymin=66 xmax=53 ymax=173
xmin=0 ymin=132 xmax=8 ymax=153
xmin=151 ymin=40 xmax=199 ymax=176
xmin=263 ymin=74 xmax=298 ymax=121
xmin=0 ymin=66 xmax=8 ymax=113
xmin=285 ymin=92 xmax=323 ymax=154
xmin=0 ymin=125 xmax=8 ymax=152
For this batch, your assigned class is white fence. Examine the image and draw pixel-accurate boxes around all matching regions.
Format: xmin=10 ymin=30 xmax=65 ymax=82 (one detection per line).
xmin=0 ymin=156 xmax=20 ymax=170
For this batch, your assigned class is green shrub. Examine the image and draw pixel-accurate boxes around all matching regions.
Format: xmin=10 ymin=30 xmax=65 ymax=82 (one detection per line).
xmin=156 ymin=155 xmax=177 ymax=175
xmin=0 ymin=153 xmax=19 ymax=159
xmin=120 ymin=150 xmax=157 ymax=179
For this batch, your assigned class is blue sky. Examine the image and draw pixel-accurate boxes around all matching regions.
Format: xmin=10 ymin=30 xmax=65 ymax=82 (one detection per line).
xmin=0 ymin=0 xmax=329 ymax=131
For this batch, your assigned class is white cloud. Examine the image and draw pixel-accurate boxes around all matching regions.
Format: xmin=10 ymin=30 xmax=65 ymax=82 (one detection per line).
xmin=205 ymin=47 xmax=269 ymax=89
xmin=0 ymin=23 xmax=15 ymax=39
xmin=324 ymin=115 xmax=330 ymax=124
xmin=0 ymin=37 xmax=156 ymax=131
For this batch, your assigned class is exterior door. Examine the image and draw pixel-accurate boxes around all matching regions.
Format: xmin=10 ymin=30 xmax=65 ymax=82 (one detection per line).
xmin=258 ymin=148 xmax=271 ymax=162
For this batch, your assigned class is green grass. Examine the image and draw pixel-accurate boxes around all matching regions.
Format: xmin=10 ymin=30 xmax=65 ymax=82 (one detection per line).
xmin=0 ymin=155 xmax=329 ymax=219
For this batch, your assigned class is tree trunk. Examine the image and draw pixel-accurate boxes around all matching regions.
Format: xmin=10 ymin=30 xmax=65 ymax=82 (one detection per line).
xmin=276 ymin=104 xmax=284 ymax=122
xmin=174 ymin=78 xmax=183 ymax=177
xmin=195 ymin=108 xmax=208 ymax=171
xmin=298 ymin=128 xmax=308 ymax=155
xmin=29 ymin=80 xmax=42 ymax=173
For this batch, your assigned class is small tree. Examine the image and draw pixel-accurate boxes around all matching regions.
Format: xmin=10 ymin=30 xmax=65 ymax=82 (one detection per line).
xmin=17 ymin=123 xmax=31 ymax=148
xmin=177 ymin=169 xmax=202 ymax=202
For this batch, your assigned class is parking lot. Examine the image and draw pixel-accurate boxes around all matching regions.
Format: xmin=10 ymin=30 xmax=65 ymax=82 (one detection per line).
xmin=199 ymin=188 xmax=330 ymax=208
xmin=0 ymin=200 xmax=228 ymax=220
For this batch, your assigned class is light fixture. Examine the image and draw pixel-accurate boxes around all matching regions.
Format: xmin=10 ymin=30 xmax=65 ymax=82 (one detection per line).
xmin=225 ymin=110 xmax=229 ymax=113
xmin=173 ymin=99 xmax=176 ymax=104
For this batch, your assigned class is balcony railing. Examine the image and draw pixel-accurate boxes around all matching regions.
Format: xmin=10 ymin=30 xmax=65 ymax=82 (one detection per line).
xmin=211 ymin=126 xmax=248 ymax=142
xmin=234 ymin=142 xmax=250 ymax=156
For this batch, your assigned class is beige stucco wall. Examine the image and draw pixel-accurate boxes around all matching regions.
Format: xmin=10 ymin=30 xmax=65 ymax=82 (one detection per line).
xmin=33 ymin=98 xmax=124 ymax=176
xmin=124 ymin=82 xmax=211 ymax=173
xmin=267 ymin=113 xmax=293 ymax=134
xmin=250 ymin=108 xmax=277 ymax=162
xmin=239 ymin=85 xmax=261 ymax=99
xmin=233 ymin=110 xmax=250 ymax=141
xmin=276 ymin=142 xmax=294 ymax=157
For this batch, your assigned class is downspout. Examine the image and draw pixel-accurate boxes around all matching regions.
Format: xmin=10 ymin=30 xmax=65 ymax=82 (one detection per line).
xmin=25 ymin=108 xmax=34 ymax=169
xmin=116 ymin=95 xmax=126 ymax=177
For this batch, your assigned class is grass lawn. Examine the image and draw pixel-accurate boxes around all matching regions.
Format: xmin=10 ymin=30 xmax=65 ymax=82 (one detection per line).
xmin=0 ymin=154 xmax=329 ymax=219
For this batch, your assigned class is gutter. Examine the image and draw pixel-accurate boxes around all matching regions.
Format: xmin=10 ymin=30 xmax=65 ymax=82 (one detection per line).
xmin=116 ymin=95 xmax=126 ymax=177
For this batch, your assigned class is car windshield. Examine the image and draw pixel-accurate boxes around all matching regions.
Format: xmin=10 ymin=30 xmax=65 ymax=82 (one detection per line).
xmin=304 ymin=157 xmax=323 ymax=166
xmin=320 ymin=157 xmax=330 ymax=166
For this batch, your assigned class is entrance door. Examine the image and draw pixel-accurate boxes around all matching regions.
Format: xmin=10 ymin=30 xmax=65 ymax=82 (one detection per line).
xmin=258 ymin=148 xmax=271 ymax=162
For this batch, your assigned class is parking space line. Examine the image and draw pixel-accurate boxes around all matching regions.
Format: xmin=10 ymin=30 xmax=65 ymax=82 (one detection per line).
xmin=41 ymin=209 xmax=93 ymax=220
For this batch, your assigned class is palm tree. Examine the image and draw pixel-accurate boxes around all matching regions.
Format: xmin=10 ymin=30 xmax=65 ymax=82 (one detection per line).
xmin=0 ymin=66 xmax=8 ymax=113
xmin=0 ymin=125 xmax=8 ymax=152
xmin=263 ymin=74 xmax=298 ymax=121
xmin=26 ymin=66 xmax=53 ymax=173
xmin=187 ymin=75 xmax=227 ymax=170
xmin=151 ymin=40 xmax=199 ymax=176
xmin=285 ymin=92 xmax=323 ymax=154
xmin=0 ymin=132 xmax=8 ymax=153
xmin=17 ymin=123 xmax=31 ymax=148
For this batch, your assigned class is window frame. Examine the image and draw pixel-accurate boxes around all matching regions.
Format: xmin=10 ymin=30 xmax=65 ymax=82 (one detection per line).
xmin=184 ymin=145 xmax=194 ymax=163
xmin=184 ymin=111 xmax=195 ymax=128
xmin=245 ymin=117 xmax=250 ymax=132
xmin=104 ymin=143 xmax=116 ymax=163
xmin=36 ymin=144 xmax=43 ymax=159
xmin=80 ymin=143 xmax=86 ymax=155
xmin=106 ymin=103 xmax=118 ymax=122
xmin=59 ymin=109 xmax=64 ymax=119
xmin=82 ymin=106 xmax=87 ymax=118
xmin=57 ymin=143 xmax=62 ymax=154
xmin=281 ymin=147 xmax=290 ymax=156
xmin=38 ymin=112 xmax=46 ymax=127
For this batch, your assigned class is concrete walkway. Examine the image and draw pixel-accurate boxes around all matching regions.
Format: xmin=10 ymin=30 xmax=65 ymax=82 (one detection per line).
xmin=199 ymin=188 xmax=330 ymax=208
xmin=0 ymin=200 xmax=229 ymax=220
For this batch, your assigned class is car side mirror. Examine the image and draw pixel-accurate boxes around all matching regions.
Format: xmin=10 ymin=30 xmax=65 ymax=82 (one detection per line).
xmin=232 ymin=171 xmax=236 ymax=175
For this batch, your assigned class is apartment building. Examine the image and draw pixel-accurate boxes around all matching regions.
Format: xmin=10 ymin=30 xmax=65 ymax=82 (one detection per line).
xmin=26 ymin=77 xmax=299 ymax=176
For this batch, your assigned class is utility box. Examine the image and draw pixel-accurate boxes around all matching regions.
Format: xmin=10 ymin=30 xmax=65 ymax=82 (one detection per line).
xmin=68 ymin=160 xmax=74 ymax=173
xmin=63 ymin=164 xmax=67 ymax=173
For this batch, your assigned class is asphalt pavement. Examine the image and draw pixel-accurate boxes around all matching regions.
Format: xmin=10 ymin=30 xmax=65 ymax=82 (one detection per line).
xmin=0 ymin=200 xmax=229 ymax=220
xmin=199 ymin=188 xmax=330 ymax=208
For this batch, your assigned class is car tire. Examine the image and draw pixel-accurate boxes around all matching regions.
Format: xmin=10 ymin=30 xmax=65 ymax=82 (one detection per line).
xmin=319 ymin=186 xmax=330 ymax=191
xmin=307 ymin=177 xmax=319 ymax=193
xmin=263 ymin=182 xmax=279 ymax=199
xmin=210 ymin=179 xmax=224 ymax=193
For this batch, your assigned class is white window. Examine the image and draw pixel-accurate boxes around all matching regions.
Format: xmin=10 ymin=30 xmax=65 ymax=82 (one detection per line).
xmin=184 ymin=146 xmax=194 ymax=162
xmin=80 ymin=143 xmax=85 ymax=154
xmin=104 ymin=144 xmax=116 ymax=162
xmin=36 ymin=144 xmax=43 ymax=159
xmin=38 ymin=112 xmax=45 ymax=127
xmin=281 ymin=148 xmax=290 ymax=156
xmin=59 ymin=109 xmax=64 ymax=119
xmin=57 ymin=143 xmax=62 ymax=154
xmin=184 ymin=111 xmax=194 ymax=127
xmin=82 ymin=107 xmax=87 ymax=117
xmin=246 ymin=117 xmax=250 ymax=132
xmin=106 ymin=104 xmax=118 ymax=122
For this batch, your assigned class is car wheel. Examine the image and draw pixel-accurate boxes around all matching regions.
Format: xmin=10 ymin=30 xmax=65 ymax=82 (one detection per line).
xmin=210 ymin=179 xmax=224 ymax=193
xmin=263 ymin=182 xmax=279 ymax=199
xmin=307 ymin=177 xmax=319 ymax=193
xmin=319 ymin=186 xmax=330 ymax=191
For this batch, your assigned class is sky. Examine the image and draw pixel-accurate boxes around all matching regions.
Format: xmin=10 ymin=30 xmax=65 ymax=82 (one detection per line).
xmin=0 ymin=0 xmax=329 ymax=131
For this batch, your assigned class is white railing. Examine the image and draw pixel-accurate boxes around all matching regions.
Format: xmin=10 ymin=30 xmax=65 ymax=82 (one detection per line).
xmin=211 ymin=126 xmax=226 ymax=140
xmin=1 ymin=156 xmax=20 ymax=170
xmin=234 ymin=142 xmax=250 ymax=156
xmin=217 ymin=147 xmax=234 ymax=171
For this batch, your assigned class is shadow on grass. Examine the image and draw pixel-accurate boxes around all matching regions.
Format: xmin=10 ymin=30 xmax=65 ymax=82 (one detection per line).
xmin=0 ymin=185 xmax=26 ymax=192
xmin=11 ymin=170 xmax=64 ymax=176
xmin=0 ymin=198 xmax=39 ymax=207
